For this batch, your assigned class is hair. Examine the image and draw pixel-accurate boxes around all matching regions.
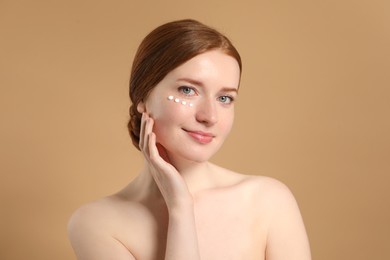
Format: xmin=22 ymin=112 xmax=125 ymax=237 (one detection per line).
xmin=128 ymin=19 xmax=242 ymax=150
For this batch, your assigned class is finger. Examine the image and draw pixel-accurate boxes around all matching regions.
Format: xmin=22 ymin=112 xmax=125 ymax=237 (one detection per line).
xmin=143 ymin=115 xmax=154 ymax=157
xmin=139 ymin=112 xmax=146 ymax=150
xmin=148 ymin=132 xmax=159 ymax=162
xmin=149 ymin=132 xmax=176 ymax=173
xmin=147 ymin=132 xmax=167 ymax=183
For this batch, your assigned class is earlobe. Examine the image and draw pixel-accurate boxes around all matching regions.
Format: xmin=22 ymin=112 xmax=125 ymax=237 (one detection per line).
xmin=137 ymin=101 xmax=146 ymax=113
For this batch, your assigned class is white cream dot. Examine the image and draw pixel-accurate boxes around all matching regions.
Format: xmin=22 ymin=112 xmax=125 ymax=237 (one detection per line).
xmin=174 ymin=98 xmax=180 ymax=103
xmin=168 ymin=95 xmax=174 ymax=100
xmin=189 ymin=103 xmax=193 ymax=107
xmin=181 ymin=101 xmax=187 ymax=105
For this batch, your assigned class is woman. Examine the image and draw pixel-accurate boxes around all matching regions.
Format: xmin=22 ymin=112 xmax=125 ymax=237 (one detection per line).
xmin=68 ymin=19 xmax=311 ymax=260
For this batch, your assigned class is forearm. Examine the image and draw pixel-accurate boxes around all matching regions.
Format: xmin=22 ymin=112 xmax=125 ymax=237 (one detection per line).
xmin=165 ymin=203 xmax=201 ymax=260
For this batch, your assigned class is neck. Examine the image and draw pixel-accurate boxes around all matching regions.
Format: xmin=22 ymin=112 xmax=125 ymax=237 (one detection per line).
xmin=165 ymin=152 xmax=219 ymax=193
xmin=131 ymin=156 xmax=217 ymax=202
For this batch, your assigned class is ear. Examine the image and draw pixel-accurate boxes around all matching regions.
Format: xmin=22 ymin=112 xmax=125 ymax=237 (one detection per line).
xmin=137 ymin=101 xmax=146 ymax=113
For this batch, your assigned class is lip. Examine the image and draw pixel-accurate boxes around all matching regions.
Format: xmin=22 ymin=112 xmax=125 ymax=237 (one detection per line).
xmin=183 ymin=129 xmax=215 ymax=144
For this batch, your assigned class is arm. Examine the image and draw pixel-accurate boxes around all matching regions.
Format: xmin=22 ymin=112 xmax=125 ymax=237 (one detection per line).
xmin=141 ymin=113 xmax=201 ymax=259
xmin=265 ymin=180 xmax=311 ymax=260
xmin=164 ymin=202 xmax=200 ymax=259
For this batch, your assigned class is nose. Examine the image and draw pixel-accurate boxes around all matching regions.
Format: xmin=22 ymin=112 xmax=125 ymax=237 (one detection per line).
xmin=195 ymin=97 xmax=218 ymax=126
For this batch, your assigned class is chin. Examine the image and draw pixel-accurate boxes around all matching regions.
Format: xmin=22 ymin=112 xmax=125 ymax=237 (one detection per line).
xmin=171 ymin=152 xmax=213 ymax=164
xmin=165 ymin=141 xmax=223 ymax=164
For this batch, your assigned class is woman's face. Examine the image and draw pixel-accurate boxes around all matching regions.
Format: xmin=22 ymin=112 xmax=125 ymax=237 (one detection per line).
xmin=138 ymin=50 xmax=241 ymax=162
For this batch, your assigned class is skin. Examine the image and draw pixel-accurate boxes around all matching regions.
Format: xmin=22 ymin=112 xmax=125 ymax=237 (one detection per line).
xmin=68 ymin=50 xmax=311 ymax=259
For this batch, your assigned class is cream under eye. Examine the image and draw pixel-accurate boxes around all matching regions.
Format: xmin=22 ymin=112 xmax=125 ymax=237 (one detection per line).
xmin=167 ymin=95 xmax=194 ymax=107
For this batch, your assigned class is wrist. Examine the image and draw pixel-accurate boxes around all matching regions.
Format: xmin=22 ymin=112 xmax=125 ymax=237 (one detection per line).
xmin=167 ymin=196 xmax=195 ymax=216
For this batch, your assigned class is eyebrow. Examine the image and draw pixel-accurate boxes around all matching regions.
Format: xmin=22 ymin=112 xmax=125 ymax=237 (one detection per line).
xmin=177 ymin=77 xmax=238 ymax=93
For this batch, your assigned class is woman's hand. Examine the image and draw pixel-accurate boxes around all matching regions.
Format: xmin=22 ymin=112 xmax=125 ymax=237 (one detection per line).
xmin=139 ymin=113 xmax=193 ymax=211
xmin=140 ymin=113 xmax=201 ymax=259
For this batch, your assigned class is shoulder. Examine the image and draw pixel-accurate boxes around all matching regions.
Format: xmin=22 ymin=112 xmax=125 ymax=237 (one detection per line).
xmin=68 ymin=196 xmax=118 ymax=227
xmin=214 ymin=167 xmax=300 ymax=215
xmin=215 ymin=166 xmax=295 ymax=202
xmin=68 ymin=195 xmax=146 ymax=236
xmin=212 ymin=165 xmax=297 ymax=209
xmin=250 ymin=175 xmax=296 ymax=203
xmin=67 ymin=197 xmax=117 ymax=246
xmin=67 ymin=197 xmax=137 ymax=259
xmin=241 ymin=176 xmax=311 ymax=259
xmin=237 ymin=175 xmax=311 ymax=259
xmin=68 ymin=199 xmax=103 ymax=226
xmin=238 ymin=175 xmax=300 ymax=214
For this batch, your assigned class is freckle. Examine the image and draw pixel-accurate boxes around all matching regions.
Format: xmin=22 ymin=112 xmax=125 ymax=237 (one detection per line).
xmin=181 ymin=101 xmax=187 ymax=105
xmin=174 ymin=98 xmax=180 ymax=103
xmin=168 ymin=96 xmax=174 ymax=100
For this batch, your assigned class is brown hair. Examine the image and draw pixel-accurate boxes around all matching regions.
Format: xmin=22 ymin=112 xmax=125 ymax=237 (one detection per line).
xmin=128 ymin=19 xmax=242 ymax=150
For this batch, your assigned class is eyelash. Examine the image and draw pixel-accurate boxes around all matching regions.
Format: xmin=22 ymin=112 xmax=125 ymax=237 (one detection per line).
xmin=178 ymin=86 xmax=196 ymax=96
xmin=177 ymin=86 xmax=235 ymax=104
xmin=218 ymin=95 xmax=235 ymax=104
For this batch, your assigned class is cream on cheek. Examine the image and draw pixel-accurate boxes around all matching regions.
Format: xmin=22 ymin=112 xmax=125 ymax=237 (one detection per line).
xmin=167 ymin=95 xmax=194 ymax=107
xmin=149 ymin=95 xmax=194 ymax=143
xmin=152 ymin=95 xmax=195 ymax=119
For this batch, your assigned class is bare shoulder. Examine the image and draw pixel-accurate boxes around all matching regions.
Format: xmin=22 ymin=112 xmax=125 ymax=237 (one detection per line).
xmin=67 ymin=196 xmax=137 ymax=259
xmin=68 ymin=194 xmax=147 ymax=237
xmin=232 ymin=175 xmax=311 ymax=260
xmin=214 ymin=164 xmax=296 ymax=203
xmin=228 ymin=173 xmax=311 ymax=259
xmin=68 ymin=197 xmax=116 ymax=233
xmin=248 ymin=175 xmax=297 ymax=203
xmin=249 ymin=176 xmax=302 ymax=218
xmin=67 ymin=197 xmax=121 ymax=247
xmin=214 ymin=166 xmax=302 ymax=218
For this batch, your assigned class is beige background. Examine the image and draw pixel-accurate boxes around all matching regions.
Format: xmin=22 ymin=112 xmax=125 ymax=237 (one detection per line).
xmin=1 ymin=0 xmax=389 ymax=259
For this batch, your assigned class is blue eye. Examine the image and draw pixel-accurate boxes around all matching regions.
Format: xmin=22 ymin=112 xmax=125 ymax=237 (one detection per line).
xmin=179 ymin=86 xmax=196 ymax=96
xmin=218 ymin=96 xmax=234 ymax=104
